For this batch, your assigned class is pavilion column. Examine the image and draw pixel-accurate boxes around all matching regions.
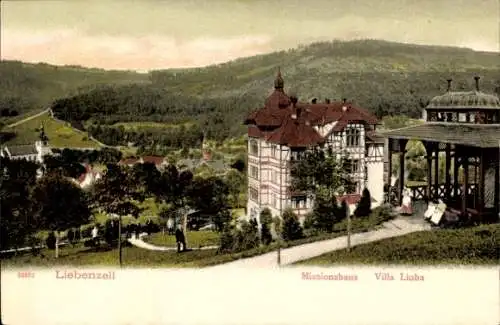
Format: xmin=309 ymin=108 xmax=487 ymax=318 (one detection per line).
xmin=387 ymin=138 xmax=393 ymax=196
xmin=445 ymin=144 xmax=451 ymax=201
xmin=434 ymin=146 xmax=439 ymax=200
xmin=495 ymin=156 xmax=500 ymax=218
xmin=462 ymin=157 xmax=469 ymax=216
xmin=478 ymin=149 xmax=485 ymax=220
xmin=453 ymin=148 xmax=460 ymax=199
xmin=398 ymin=139 xmax=408 ymax=206
xmin=424 ymin=141 xmax=433 ymax=202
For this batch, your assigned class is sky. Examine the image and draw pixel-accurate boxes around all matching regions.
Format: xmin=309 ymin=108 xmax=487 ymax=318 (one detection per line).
xmin=1 ymin=0 xmax=499 ymax=71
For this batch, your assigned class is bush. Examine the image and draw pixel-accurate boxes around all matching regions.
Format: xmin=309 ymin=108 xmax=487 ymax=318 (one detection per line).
xmin=259 ymin=208 xmax=273 ymax=226
xmin=260 ymin=223 xmax=272 ymax=245
xmin=354 ymin=188 xmax=372 ymax=218
xmin=281 ymin=209 xmax=303 ymax=242
xmin=46 ymin=232 xmax=56 ymax=250
xmin=218 ymin=224 xmax=237 ymax=254
xmin=74 ymin=228 xmax=81 ymax=241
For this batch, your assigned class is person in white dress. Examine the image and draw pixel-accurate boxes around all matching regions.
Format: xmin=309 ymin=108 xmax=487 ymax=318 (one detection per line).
xmin=401 ymin=188 xmax=412 ymax=215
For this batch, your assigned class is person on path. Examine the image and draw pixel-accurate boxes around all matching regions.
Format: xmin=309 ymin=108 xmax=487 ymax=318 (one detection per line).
xmin=167 ymin=217 xmax=174 ymax=235
xmin=91 ymin=226 xmax=99 ymax=247
xmin=175 ymin=225 xmax=186 ymax=253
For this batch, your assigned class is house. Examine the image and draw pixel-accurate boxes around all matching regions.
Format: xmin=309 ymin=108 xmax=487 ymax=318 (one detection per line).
xmin=244 ymin=70 xmax=385 ymax=222
xmin=118 ymin=156 xmax=168 ymax=170
xmin=0 ymin=141 xmax=51 ymax=164
xmin=75 ymin=164 xmax=103 ymax=189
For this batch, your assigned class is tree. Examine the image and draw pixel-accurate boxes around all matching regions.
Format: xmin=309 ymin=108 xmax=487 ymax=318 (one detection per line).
xmin=92 ymin=164 xmax=144 ymax=265
xmin=187 ymin=176 xmax=230 ymax=231
xmin=290 ymin=147 xmax=353 ymax=231
xmin=224 ymin=169 xmax=246 ymax=208
xmin=354 ymin=188 xmax=372 ymax=217
xmin=290 ymin=147 xmax=354 ymax=200
xmin=0 ymin=158 xmax=39 ymax=250
xmin=131 ymin=162 xmax=161 ymax=195
xmin=31 ymin=172 xmax=91 ymax=257
xmin=281 ymin=208 xmax=303 ymax=242
xmin=259 ymin=208 xmax=273 ymax=245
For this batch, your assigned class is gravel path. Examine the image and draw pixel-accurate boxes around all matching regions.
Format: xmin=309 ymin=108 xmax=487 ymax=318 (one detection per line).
xmin=208 ymin=218 xmax=431 ymax=269
xmin=127 ymin=233 xmax=219 ymax=251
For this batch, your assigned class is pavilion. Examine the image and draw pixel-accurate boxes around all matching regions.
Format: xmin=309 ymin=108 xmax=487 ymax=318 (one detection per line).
xmin=382 ymin=77 xmax=500 ymax=223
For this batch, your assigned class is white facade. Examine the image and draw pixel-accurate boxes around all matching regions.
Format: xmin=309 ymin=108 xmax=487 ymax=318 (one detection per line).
xmin=0 ymin=141 xmax=50 ymax=164
xmin=247 ymin=123 xmax=385 ymax=222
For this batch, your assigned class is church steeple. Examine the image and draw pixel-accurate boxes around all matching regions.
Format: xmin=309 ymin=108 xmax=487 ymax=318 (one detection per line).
xmin=274 ymin=67 xmax=284 ymax=90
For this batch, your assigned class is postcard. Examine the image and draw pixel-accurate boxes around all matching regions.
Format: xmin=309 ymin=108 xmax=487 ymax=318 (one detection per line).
xmin=1 ymin=1 xmax=499 ymax=324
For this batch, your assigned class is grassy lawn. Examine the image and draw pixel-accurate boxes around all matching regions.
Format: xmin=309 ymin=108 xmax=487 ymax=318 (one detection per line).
xmin=2 ymin=112 xmax=101 ymax=148
xmin=4 ymin=207 xmax=395 ymax=268
xmin=144 ymin=231 xmax=220 ymax=248
xmin=93 ymin=197 xmax=166 ymax=225
xmin=111 ymin=121 xmax=194 ymax=130
xmin=296 ymin=224 xmax=500 ymax=266
xmin=1 ymin=243 xmax=217 ymax=268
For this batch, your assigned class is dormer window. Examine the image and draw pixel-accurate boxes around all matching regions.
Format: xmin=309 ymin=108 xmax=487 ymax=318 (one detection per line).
xmin=249 ymin=139 xmax=258 ymax=155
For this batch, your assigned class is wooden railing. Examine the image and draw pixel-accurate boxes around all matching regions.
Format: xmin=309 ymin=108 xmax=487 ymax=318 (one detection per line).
xmin=389 ymin=183 xmax=478 ymax=201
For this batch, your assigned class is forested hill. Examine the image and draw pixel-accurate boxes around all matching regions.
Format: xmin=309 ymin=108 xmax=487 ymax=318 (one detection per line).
xmin=2 ymin=39 xmax=500 ymax=142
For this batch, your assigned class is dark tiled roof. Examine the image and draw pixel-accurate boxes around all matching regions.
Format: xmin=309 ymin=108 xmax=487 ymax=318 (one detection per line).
xmin=382 ymin=122 xmax=500 ymax=148
xmin=5 ymin=144 xmax=37 ymax=156
xmin=266 ymin=115 xmax=325 ymax=147
xmin=427 ymin=91 xmax=500 ymax=110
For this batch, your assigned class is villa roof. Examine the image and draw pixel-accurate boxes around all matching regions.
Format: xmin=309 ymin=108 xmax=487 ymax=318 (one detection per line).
xmin=245 ymin=71 xmax=379 ymax=148
xmin=382 ymin=122 xmax=500 ymax=148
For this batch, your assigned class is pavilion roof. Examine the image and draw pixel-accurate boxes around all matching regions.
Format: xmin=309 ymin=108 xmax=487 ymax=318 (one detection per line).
xmin=381 ymin=122 xmax=500 ymax=148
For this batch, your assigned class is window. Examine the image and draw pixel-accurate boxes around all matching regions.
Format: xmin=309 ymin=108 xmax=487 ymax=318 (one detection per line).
xmin=345 ymin=159 xmax=359 ymax=174
xmin=273 ymin=170 xmax=278 ymax=183
xmin=249 ymin=188 xmax=259 ymax=202
xmin=250 ymin=166 xmax=259 ymax=179
xmin=249 ymin=140 xmax=258 ymax=155
xmin=346 ymin=128 xmax=360 ymax=147
xmin=290 ymin=150 xmax=305 ymax=161
xmin=291 ymin=196 xmax=307 ymax=209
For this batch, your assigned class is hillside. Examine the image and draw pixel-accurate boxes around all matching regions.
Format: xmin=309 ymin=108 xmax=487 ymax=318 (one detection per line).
xmin=2 ymin=39 xmax=499 ymax=147
xmin=0 ymin=60 xmax=150 ymax=120
xmin=1 ymin=112 xmax=101 ymax=149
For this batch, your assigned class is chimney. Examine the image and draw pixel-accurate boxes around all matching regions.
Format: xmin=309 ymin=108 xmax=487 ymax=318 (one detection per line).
xmin=325 ymin=98 xmax=330 ymax=104
xmin=446 ymin=79 xmax=452 ymax=92
xmin=296 ymin=107 xmax=302 ymax=119
xmin=311 ymin=98 xmax=317 ymax=104
xmin=290 ymin=96 xmax=298 ymax=106
xmin=474 ymin=76 xmax=480 ymax=91
xmin=342 ymin=98 xmax=348 ymax=112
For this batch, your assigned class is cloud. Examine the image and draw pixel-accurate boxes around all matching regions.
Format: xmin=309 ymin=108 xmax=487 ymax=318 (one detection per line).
xmin=1 ymin=28 xmax=273 ymax=71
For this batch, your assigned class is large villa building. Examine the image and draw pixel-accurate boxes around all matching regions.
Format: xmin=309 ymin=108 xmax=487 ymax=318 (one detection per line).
xmin=244 ymin=70 xmax=385 ymax=221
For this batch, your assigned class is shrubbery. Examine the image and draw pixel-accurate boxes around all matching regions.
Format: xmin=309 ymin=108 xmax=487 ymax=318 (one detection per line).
xmin=46 ymin=232 xmax=56 ymax=250
xmin=281 ymin=209 xmax=303 ymax=242
xmin=354 ymin=188 xmax=372 ymax=218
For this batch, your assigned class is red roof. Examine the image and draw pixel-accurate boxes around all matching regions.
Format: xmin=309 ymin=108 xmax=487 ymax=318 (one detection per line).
xmin=337 ymin=194 xmax=361 ymax=205
xmin=142 ymin=156 xmax=165 ymax=165
xmin=266 ymin=115 xmax=325 ymax=147
xmin=245 ymin=71 xmax=379 ymax=147
xmin=119 ymin=158 xmax=139 ymax=165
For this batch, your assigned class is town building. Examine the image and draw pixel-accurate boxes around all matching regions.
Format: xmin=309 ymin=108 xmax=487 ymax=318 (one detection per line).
xmin=74 ymin=164 xmax=103 ymax=189
xmin=244 ymin=70 xmax=384 ymax=221
xmin=0 ymin=140 xmax=51 ymax=164
xmin=118 ymin=156 xmax=168 ymax=170
xmin=383 ymin=77 xmax=500 ymax=223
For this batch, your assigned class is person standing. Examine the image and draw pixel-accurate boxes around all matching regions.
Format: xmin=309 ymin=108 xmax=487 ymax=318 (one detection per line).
xmin=91 ymin=225 xmax=99 ymax=247
xmin=167 ymin=217 xmax=174 ymax=235
xmin=175 ymin=225 xmax=186 ymax=253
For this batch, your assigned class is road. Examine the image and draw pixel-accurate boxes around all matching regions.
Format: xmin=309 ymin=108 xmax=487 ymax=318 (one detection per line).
xmin=208 ymin=217 xmax=431 ymax=269
xmin=4 ymin=108 xmax=51 ymax=128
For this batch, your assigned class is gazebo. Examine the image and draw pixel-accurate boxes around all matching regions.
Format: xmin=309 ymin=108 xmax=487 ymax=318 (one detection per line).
xmin=382 ymin=77 xmax=500 ymax=223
